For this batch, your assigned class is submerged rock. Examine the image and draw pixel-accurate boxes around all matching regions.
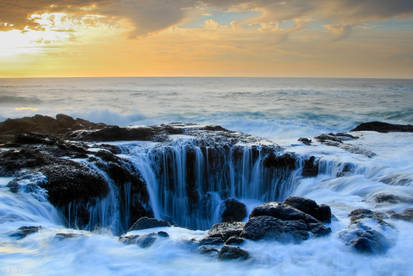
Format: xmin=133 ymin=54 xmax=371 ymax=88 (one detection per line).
xmin=302 ymin=156 xmax=319 ymax=177
xmin=128 ymin=217 xmax=171 ymax=231
xmin=221 ymin=199 xmax=247 ymax=223
xmin=298 ymin=137 xmax=312 ymax=145
xmin=339 ymin=224 xmax=390 ymax=254
xmin=199 ymin=245 xmax=219 ymax=256
xmin=55 ymin=233 xmax=83 ymax=240
xmin=351 ymin=121 xmax=413 ymax=133
xmin=9 ymin=226 xmax=42 ymax=239
xmin=136 ymin=233 xmax=158 ymax=248
xmin=119 ymin=234 xmax=140 ymax=245
xmin=218 ymin=245 xmax=249 ymax=260
xmin=389 ymin=208 xmax=413 ymax=222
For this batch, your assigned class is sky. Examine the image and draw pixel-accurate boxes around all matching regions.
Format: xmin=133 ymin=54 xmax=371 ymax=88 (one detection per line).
xmin=0 ymin=0 xmax=413 ymax=78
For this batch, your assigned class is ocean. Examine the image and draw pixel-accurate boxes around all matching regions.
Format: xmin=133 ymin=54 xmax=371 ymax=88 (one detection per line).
xmin=0 ymin=77 xmax=412 ymax=275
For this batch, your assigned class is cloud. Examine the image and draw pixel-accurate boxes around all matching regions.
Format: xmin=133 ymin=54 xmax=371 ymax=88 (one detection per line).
xmin=0 ymin=0 xmax=413 ymax=37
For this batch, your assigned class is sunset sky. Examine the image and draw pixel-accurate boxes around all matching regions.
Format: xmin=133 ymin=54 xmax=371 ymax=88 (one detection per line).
xmin=1 ymin=0 xmax=413 ymax=78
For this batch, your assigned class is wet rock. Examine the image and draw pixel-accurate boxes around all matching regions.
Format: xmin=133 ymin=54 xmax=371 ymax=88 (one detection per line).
xmin=199 ymin=236 xmax=224 ymax=246
xmin=336 ymin=163 xmax=355 ymax=177
xmin=199 ymin=245 xmax=219 ymax=256
xmin=241 ymin=215 xmax=309 ymax=241
xmin=298 ymin=137 xmax=312 ymax=145
xmin=218 ymin=245 xmax=249 ymax=261
xmin=283 ymin=196 xmax=331 ymax=223
xmin=339 ymin=224 xmax=390 ymax=254
xmin=119 ymin=234 xmax=140 ymax=245
xmin=389 ymin=208 xmax=413 ymax=222
xmin=55 ymin=233 xmax=83 ymax=240
xmin=67 ymin=126 xmax=156 ymax=142
xmin=349 ymin=209 xmax=389 ymax=226
xmin=128 ymin=217 xmax=171 ymax=231
xmin=0 ymin=149 xmax=51 ymax=176
xmin=208 ymin=222 xmax=246 ymax=240
xmin=250 ymin=202 xmax=319 ymax=224
xmin=302 ymin=156 xmax=318 ymax=177
xmin=157 ymin=231 xmax=169 ymax=238
xmin=351 ymin=121 xmax=413 ymax=133
xmin=263 ymin=152 xmax=296 ymax=169
xmin=225 ymin=236 xmax=244 ymax=245
xmin=315 ymin=134 xmax=343 ymax=144
xmin=136 ymin=233 xmax=157 ymax=248
xmin=9 ymin=226 xmax=42 ymax=239
xmin=373 ymin=193 xmax=403 ymax=204
xmin=221 ymin=199 xmax=247 ymax=222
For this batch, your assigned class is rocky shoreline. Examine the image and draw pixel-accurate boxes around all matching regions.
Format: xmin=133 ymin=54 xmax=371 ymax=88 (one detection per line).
xmin=2 ymin=114 xmax=413 ymax=259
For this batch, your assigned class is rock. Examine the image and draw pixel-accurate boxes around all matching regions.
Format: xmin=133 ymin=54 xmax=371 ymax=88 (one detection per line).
xmin=349 ymin=209 xmax=389 ymax=226
xmin=389 ymin=208 xmax=413 ymax=222
xmin=351 ymin=121 xmax=413 ymax=133
xmin=199 ymin=237 xmax=224 ymax=245
xmin=9 ymin=226 xmax=42 ymax=239
xmin=55 ymin=233 xmax=83 ymax=240
xmin=249 ymin=202 xmax=319 ymax=224
xmin=315 ymin=134 xmax=343 ymax=143
xmin=339 ymin=224 xmax=390 ymax=254
xmin=0 ymin=149 xmax=51 ymax=176
xmin=119 ymin=234 xmax=140 ymax=245
xmin=128 ymin=217 xmax=171 ymax=231
xmin=221 ymin=199 xmax=247 ymax=222
xmin=207 ymin=222 xmax=246 ymax=240
xmin=283 ymin=196 xmax=331 ymax=223
xmin=198 ymin=245 xmax=219 ymax=256
xmin=225 ymin=236 xmax=244 ymax=245
xmin=67 ymin=126 xmax=156 ymax=142
xmin=302 ymin=156 xmax=318 ymax=177
xmin=298 ymin=137 xmax=312 ymax=145
xmin=373 ymin=193 xmax=403 ymax=204
xmin=263 ymin=153 xmax=296 ymax=169
xmin=218 ymin=245 xmax=249 ymax=260
xmin=136 ymin=233 xmax=158 ymax=248
xmin=157 ymin=231 xmax=169 ymax=238
xmin=241 ymin=215 xmax=309 ymax=241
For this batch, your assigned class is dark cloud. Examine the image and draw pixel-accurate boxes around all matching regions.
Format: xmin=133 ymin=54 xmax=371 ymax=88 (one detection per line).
xmin=0 ymin=0 xmax=413 ymax=35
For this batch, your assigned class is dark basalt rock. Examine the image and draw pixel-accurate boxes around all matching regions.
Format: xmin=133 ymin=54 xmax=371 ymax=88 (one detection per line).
xmin=339 ymin=225 xmax=390 ymax=254
xmin=9 ymin=226 xmax=42 ymax=239
xmin=218 ymin=245 xmax=249 ymax=260
xmin=302 ymin=156 xmax=318 ymax=177
xmin=55 ymin=233 xmax=83 ymax=240
xmin=199 ymin=236 xmax=224 ymax=245
xmin=349 ymin=209 xmax=389 ymax=226
xmin=389 ymin=208 xmax=413 ymax=222
xmin=68 ymin=126 xmax=156 ymax=142
xmin=157 ymin=231 xmax=169 ymax=238
xmin=199 ymin=245 xmax=219 ymax=256
xmin=0 ymin=149 xmax=52 ymax=176
xmin=221 ymin=199 xmax=247 ymax=223
xmin=263 ymin=152 xmax=296 ymax=169
xmin=208 ymin=222 xmax=246 ymax=241
xmin=225 ymin=236 xmax=245 ymax=245
xmin=241 ymin=215 xmax=309 ymax=241
xmin=298 ymin=137 xmax=312 ymax=145
xmin=136 ymin=233 xmax=157 ymax=248
xmin=351 ymin=121 xmax=413 ymax=133
xmin=283 ymin=196 xmax=331 ymax=223
xmin=129 ymin=217 xmax=171 ymax=231
xmin=0 ymin=114 xmax=107 ymax=144
xmin=249 ymin=202 xmax=319 ymax=224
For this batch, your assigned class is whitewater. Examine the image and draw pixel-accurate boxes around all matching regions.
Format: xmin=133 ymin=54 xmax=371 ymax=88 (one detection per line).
xmin=0 ymin=77 xmax=412 ymax=275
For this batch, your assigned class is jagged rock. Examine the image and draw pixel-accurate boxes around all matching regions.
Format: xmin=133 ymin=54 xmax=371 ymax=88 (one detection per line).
xmin=225 ymin=236 xmax=244 ymax=245
xmin=129 ymin=217 xmax=171 ymax=231
xmin=199 ymin=245 xmax=219 ymax=256
xmin=389 ymin=208 xmax=413 ymax=222
xmin=136 ymin=233 xmax=157 ymax=248
xmin=339 ymin=224 xmax=390 ymax=254
xmin=349 ymin=209 xmax=389 ymax=226
xmin=218 ymin=245 xmax=249 ymax=260
xmin=283 ymin=196 xmax=331 ymax=223
xmin=241 ymin=215 xmax=309 ymax=241
xmin=208 ymin=222 xmax=246 ymax=240
xmin=221 ymin=199 xmax=247 ymax=222
xmin=351 ymin=121 xmax=413 ymax=133
xmin=298 ymin=137 xmax=312 ymax=145
xmin=9 ymin=226 xmax=42 ymax=239
xmin=0 ymin=149 xmax=52 ymax=176
xmin=263 ymin=153 xmax=296 ymax=169
xmin=302 ymin=156 xmax=318 ymax=177
xmin=249 ymin=202 xmax=319 ymax=224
